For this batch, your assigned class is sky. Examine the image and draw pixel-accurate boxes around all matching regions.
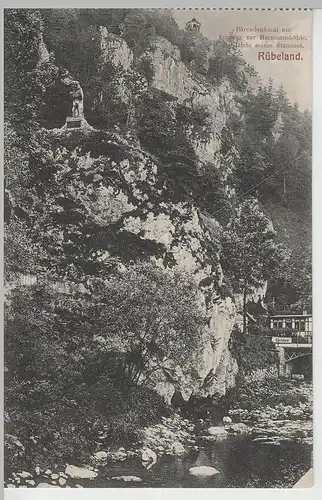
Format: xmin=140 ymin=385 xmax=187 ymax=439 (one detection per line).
xmin=173 ymin=9 xmax=312 ymax=111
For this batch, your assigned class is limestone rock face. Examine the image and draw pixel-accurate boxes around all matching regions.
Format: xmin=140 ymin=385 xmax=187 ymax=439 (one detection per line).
xmin=42 ymin=25 xmax=271 ymax=402
xmin=146 ymin=36 xmax=238 ymax=163
xmin=50 ymin=130 xmax=239 ymax=402
xmin=99 ymin=28 xmax=133 ymax=70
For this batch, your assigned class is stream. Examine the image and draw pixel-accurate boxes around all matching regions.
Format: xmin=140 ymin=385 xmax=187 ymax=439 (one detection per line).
xmin=6 ymin=381 xmax=313 ymax=489
xmin=87 ymin=436 xmax=312 ymax=488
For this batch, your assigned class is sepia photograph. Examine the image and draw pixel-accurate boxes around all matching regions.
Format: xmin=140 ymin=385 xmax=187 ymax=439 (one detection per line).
xmin=3 ymin=7 xmax=313 ymax=490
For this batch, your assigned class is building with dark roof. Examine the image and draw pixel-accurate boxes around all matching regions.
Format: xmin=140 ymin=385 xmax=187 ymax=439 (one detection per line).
xmin=185 ymin=17 xmax=201 ymax=33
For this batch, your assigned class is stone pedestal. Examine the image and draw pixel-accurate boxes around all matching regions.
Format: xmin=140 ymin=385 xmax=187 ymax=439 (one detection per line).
xmin=66 ymin=117 xmax=83 ymax=129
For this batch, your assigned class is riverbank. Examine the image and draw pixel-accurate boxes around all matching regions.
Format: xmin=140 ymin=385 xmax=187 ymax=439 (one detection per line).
xmin=5 ymin=378 xmax=312 ymax=488
xmin=220 ymin=378 xmax=313 ymax=446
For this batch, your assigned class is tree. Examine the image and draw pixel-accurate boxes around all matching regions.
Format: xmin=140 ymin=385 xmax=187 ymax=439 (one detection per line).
xmin=221 ymin=198 xmax=285 ymax=333
xmin=228 ymin=325 xmax=278 ymax=381
xmin=5 ymin=262 xmax=206 ymax=389
xmin=120 ymin=11 xmax=156 ymax=58
xmin=4 ymin=9 xmax=58 ymax=137
xmin=207 ymin=39 xmax=248 ymax=91
xmin=92 ymin=262 xmax=207 ymax=385
xmin=266 ymin=250 xmax=312 ymax=314
xmin=233 ymin=83 xmax=279 ymax=199
xmin=4 ymin=273 xmax=172 ymax=472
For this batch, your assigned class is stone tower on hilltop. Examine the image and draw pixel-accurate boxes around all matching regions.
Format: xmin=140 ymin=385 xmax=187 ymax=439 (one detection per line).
xmin=185 ymin=17 xmax=201 ymax=33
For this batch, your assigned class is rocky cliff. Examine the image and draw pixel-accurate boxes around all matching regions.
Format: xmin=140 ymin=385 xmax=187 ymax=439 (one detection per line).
xmin=41 ymin=28 xmax=247 ymax=403
xmin=47 ymin=123 xmax=237 ymax=403
xmin=15 ymin=22 xmax=270 ymax=403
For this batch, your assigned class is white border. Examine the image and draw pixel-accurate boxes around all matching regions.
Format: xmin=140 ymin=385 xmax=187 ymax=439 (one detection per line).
xmin=2 ymin=3 xmax=322 ymax=500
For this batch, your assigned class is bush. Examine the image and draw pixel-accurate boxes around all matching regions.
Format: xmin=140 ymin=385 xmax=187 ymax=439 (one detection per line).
xmin=5 ymin=263 xmax=201 ymax=475
xmin=229 ymin=326 xmax=278 ymax=379
xmin=216 ymin=377 xmax=310 ymax=415
xmin=4 ymin=378 xmax=172 ymax=475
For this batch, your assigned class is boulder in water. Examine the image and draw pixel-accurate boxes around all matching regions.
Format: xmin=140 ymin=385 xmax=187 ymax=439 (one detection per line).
xmin=37 ymin=483 xmax=60 ymax=488
xmin=189 ymin=466 xmax=220 ymax=478
xmin=141 ymin=446 xmax=157 ymax=469
xmin=111 ymin=476 xmax=142 ymax=482
xmin=18 ymin=471 xmax=33 ymax=479
xmin=207 ymin=426 xmax=228 ymax=438
xmin=92 ymin=450 xmax=108 ymax=466
xmin=169 ymin=441 xmax=185 ymax=455
xmin=226 ymin=423 xmax=251 ymax=435
xmin=105 ymin=448 xmax=127 ymax=462
xmin=65 ymin=464 xmax=98 ymax=480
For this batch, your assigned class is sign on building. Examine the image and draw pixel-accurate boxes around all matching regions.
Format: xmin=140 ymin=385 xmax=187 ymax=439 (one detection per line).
xmin=272 ymin=337 xmax=292 ymax=344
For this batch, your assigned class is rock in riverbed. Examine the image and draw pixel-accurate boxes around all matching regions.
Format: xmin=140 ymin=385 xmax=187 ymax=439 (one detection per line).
xmin=141 ymin=447 xmax=157 ymax=469
xmin=17 ymin=471 xmax=33 ymax=479
xmin=207 ymin=426 xmax=228 ymax=438
xmin=189 ymin=466 xmax=220 ymax=478
xmin=168 ymin=441 xmax=185 ymax=455
xmin=111 ymin=476 xmax=142 ymax=483
xmin=91 ymin=451 xmax=108 ymax=466
xmin=65 ymin=465 xmax=98 ymax=480
xmin=226 ymin=423 xmax=252 ymax=435
xmin=37 ymin=483 xmax=60 ymax=488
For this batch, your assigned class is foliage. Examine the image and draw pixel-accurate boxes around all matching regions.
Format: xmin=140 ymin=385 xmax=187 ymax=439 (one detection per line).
xmin=232 ymin=81 xmax=311 ymax=209
xmin=79 ymin=8 xmax=129 ymax=35
xmin=176 ymin=103 xmax=212 ymax=144
xmin=43 ymin=11 xmax=101 ymax=85
xmin=136 ymin=55 xmax=155 ymax=84
xmin=233 ymin=82 xmax=279 ymax=198
xmin=271 ymin=87 xmax=311 ymax=210
xmin=120 ymin=11 xmax=156 ymax=58
xmin=266 ymin=251 xmax=312 ymax=314
xmin=195 ymin=162 xmax=234 ymax=223
xmin=136 ymin=91 xmax=201 ymax=199
xmin=231 ymin=82 xmax=312 ymax=313
xmin=4 ymin=263 xmax=206 ymax=391
xmin=91 ymin=262 xmax=207 ymax=385
xmin=228 ymin=326 xmax=278 ymax=380
xmin=4 ymin=267 xmax=179 ymax=472
xmin=4 ymin=9 xmax=58 ymax=137
xmin=207 ymin=40 xmax=249 ymax=91
xmin=221 ymin=198 xmax=286 ymax=331
xmin=217 ymin=377 xmax=310 ymax=413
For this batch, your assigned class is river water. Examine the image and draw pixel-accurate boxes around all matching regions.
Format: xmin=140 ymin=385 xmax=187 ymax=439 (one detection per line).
xmin=90 ymin=436 xmax=312 ymax=488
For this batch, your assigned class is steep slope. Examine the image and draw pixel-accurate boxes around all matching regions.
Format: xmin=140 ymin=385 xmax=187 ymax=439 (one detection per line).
xmin=5 ymin=9 xmax=311 ymax=403
xmin=41 ymin=123 xmax=238 ymax=402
